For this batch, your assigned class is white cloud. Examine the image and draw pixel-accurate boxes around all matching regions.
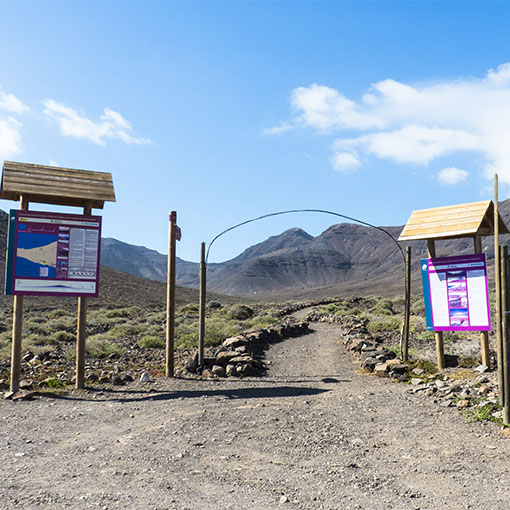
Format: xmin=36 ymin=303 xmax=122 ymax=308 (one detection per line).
xmin=291 ymin=83 xmax=380 ymax=131
xmin=0 ymin=90 xmax=29 ymax=114
xmin=331 ymin=151 xmax=360 ymax=172
xmin=43 ymin=99 xmax=152 ymax=146
xmin=0 ymin=117 xmax=23 ymax=159
xmin=275 ymin=64 xmax=510 ymax=183
xmin=437 ymin=167 xmax=469 ymax=185
xmin=262 ymin=122 xmax=293 ymax=135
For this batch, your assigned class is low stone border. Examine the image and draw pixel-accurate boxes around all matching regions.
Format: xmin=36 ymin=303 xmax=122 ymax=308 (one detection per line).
xmin=305 ymin=311 xmax=502 ymax=422
xmin=186 ymin=321 xmax=310 ymax=378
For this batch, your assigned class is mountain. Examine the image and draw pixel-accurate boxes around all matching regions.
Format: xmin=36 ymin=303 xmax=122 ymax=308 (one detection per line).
xmin=3 ymin=200 xmax=510 ymax=299
xmin=96 ymin=201 xmax=510 ymax=296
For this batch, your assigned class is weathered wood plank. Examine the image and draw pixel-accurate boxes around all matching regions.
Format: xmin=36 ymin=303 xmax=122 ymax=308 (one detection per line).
xmin=399 ymin=200 xmax=509 ymax=240
xmin=1 ymin=160 xmax=115 ymax=207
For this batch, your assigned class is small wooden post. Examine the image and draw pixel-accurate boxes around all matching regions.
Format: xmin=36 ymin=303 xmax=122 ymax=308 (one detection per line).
xmin=75 ymin=202 xmax=92 ymax=389
xmin=166 ymin=211 xmax=177 ymax=377
xmin=198 ymin=242 xmax=206 ymax=367
xmin=474 ymin=235 xmax=491 ymax=368
xmin=501 ymin=245 xmax=510 ymax=424
xmin=10 ymin=196 xmax=29 ymax=393
xmin=427 ymin=239 xmax=445 ymax=370
xmin=495 ymin=174 xmax=504 ymax=405
xmin=402 ymin=246 xmax=411 ymax=361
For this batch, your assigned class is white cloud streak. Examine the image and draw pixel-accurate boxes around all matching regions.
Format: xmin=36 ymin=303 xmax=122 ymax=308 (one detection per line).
xmin=0 ymin=88 xmax=28 ymax=159
xmin=43 ymin=100 xmax=152 ymax=146
xmin=272 ymin=64 xmax=510 ymax=183
xmin=437 ymin=167 xmax=469 ymax=185
xmin=0 ymin=117 xmax=23 ymax=159
xmin=331 ymin=151 xmax=360 ymax=172
xmin=0 ymin=90 xmax=29 ymax=114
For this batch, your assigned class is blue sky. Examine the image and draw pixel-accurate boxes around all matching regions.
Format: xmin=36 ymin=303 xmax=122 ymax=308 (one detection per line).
xmin=1 ymin=1 xmax=510 ymax=262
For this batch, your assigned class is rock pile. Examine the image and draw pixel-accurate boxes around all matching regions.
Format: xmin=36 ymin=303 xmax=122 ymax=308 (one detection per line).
xmin=186 ymin=321 xmax=310 ymax=378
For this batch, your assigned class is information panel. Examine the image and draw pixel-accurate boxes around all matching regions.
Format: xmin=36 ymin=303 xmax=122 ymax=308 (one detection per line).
xmin=5 ymin=210 xmax=102 ymax=297
xmin=420 ymin=254 xmax=491 ymax=332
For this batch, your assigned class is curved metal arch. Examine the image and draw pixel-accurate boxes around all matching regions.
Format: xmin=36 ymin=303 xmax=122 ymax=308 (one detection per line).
xmin=206 ymin=208 xmax=404 ymax=264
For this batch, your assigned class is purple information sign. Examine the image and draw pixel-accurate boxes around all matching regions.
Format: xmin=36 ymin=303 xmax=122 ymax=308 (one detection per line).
xmin=5 ymin=210 xmax=102 ymax=297
xmin=425 ymin=254 xmax=491 ymax=331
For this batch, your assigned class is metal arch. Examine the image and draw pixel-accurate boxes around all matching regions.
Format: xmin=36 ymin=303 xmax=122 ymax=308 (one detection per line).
xmin=205 ymin=209 xmax=405 ymax=263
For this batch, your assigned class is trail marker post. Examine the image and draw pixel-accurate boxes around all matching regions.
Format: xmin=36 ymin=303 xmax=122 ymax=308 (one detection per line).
xmin=198 ymin=242 xmax=206 ymax=367
xmin=0 ymin=161 xmax=115 ymax=393
xmin=402 ymin=246 xmax=411 ymax=362
xmin=166 ymin=211 xmax=177 ymax=377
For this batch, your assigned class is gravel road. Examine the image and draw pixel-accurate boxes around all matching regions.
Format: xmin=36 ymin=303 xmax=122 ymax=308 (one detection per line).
xmin=1 ymin=322 xmax=510 ymax=510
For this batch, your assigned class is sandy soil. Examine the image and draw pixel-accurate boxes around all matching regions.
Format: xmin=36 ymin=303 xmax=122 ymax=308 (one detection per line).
xmin=1 ymin=322 xmax=510 ymax=510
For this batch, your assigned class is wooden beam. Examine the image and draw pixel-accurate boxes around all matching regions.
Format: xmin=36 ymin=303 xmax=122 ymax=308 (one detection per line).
xmin=474 ymin=235 xmax=491 ymax=368
xmin=428 ymin=239 xmax=445 ymax=370
xmin=10 ymin=195 xmax=29 ymax=393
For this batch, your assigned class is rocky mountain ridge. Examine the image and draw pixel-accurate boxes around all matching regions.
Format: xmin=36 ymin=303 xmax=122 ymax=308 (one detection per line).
xmin=3 ymin=202 xmax=510 ymax=297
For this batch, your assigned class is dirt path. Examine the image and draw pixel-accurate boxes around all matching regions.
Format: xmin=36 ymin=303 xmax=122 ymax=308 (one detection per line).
xmin=1 ymin=322 xmax=510 ymax=509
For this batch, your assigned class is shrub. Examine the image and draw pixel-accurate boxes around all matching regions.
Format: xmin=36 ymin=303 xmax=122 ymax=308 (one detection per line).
xmin=321 ymin=303 xmax=343 ymax=315
xmin=416 ymin=331 xmax=435 ymax=342
xmin=104 ymin=323 xmax=143 ymax=339
xmin=176 ymin=332 xmax=198 ymax=349
xmin=47 ymin=318 xmax=76 ymax=333
xmin=367 ymin=316 xmax=402 ymax=333
xmin=23 ymin=322 xmax=49 ymax=336
xmin=50 ymin=331 xmax=76 ymax=343
xmin=228 ymin=304 xmax=254 ymax=320
xmin=138 ymin=336 xmax=165 ymax=349
xmin=86 ymin=336 xmax=126 ymax=358
xmin=373 ymin=298 xmax=394 ymax=316
xmin=177 ymin=303 xmax=199 ymax=316
xmin=205 ymin=319 xmax=243 ymax=345
xmin=105 ymin=306 xmax=143 ymax=319
xmin=48 ymin=309 xmax=69 ymax=319
xmin=250 ymin=314 xmax=278 ymax=329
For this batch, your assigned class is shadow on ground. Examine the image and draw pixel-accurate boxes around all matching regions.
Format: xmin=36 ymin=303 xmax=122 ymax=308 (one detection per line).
xmin=39 ymin=384 xmax=334 ymax=403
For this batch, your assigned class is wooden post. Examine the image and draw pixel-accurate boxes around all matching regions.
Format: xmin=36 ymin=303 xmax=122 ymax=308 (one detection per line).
xmin=198 ymin=242 xmax=206 ymax=367
xmin=501 ymin=245 xmax=510 ymax=424
xmin=427 ymin=239 xmax=445 ymax=370
xmin=166 ymin=211 xmax=177 ymax=377
xmin=10 ymin=196 xmax=29 ymax=393
xmin=402 ymin=246 xmax=411 ymax=361
xmin=75 ymin=202 xmax=92 ymax=389
xmin=495 ymin=174 xmax=504 ymax=405
xmin=474 ymin=235 xmax=491 ymax=368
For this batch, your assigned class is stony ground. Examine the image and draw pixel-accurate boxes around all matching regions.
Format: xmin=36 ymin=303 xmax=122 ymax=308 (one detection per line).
xmin=1 ymin=321 xmax=510 ymax=510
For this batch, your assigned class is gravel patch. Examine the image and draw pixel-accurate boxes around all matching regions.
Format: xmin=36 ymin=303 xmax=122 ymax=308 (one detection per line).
xmin=1 ymin=322 xmax=510 ymax=509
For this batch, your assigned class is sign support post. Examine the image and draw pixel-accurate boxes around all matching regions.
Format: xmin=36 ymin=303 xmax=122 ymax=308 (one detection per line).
xmin=75 ymin=202 xmax=92 ymax=389
xmin=427 ymin=239 xmax=445 ymax=370
xmin=9 ymin=196 xmax=28 ymax=393
xmin=474 ymin=235 xmax=491 ymax=368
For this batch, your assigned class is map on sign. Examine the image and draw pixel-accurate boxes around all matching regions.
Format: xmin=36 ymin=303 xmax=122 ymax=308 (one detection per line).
xmin=5 ymin=210 xmax=102 ymax=297
xmin=16 ymin=233 xmax=58 ymax=278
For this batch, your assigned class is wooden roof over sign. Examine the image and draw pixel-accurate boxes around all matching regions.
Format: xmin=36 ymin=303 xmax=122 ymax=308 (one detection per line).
xmin=398 ymin=200 xmax=509 ymax=241
xmin=0 ymin=161 xmax=116 ymax=209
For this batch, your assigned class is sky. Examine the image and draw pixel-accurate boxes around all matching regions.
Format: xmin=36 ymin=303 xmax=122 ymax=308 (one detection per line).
xmin=1 ymin=0 xmax=510 ymax=262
